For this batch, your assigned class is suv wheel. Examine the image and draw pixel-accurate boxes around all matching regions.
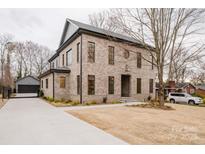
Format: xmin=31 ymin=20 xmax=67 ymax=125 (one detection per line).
xmin=170 ymin=99 xmax=175 ymax=104
xmin=188 ymin=100 xmax=195 ymax=105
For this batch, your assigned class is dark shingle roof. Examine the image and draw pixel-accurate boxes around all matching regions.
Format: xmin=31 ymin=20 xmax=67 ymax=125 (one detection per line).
xmin=68 ymin=18 xmax=141 ymax=44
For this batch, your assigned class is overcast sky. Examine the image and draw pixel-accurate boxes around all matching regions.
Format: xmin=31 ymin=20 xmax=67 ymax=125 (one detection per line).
xmin=0 ymin=8 xmax=104 ymax=50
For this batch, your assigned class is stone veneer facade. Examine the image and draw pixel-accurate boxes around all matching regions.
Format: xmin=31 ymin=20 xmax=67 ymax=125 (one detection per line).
xmin=40 ymin=33 xmax=156 ymax=103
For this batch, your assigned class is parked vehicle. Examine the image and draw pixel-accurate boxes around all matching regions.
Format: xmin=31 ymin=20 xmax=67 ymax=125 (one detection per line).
xmin=168 ymin=92 xmax=203 ymax=105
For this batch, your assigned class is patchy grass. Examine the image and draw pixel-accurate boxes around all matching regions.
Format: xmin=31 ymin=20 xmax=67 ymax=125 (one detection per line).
xmin=68 ymin=103 xmax=205 ymax=144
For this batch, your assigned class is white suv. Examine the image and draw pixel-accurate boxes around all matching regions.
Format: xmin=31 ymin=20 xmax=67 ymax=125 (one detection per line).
xmin=168 ymin=92 xmax=203 ymax=105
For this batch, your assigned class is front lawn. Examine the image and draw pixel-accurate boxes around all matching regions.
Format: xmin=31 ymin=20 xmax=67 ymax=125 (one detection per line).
xmin=68 ymin=103 xmax=205 ymax=144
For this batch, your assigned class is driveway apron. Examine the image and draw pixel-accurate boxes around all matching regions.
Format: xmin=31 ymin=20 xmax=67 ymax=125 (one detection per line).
xmin=0 ymin=98 xmax=127 ymax=145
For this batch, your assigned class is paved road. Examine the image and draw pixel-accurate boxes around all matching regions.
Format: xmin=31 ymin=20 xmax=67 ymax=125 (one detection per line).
xmin=0 ymin=98 xmax=127 ymax=145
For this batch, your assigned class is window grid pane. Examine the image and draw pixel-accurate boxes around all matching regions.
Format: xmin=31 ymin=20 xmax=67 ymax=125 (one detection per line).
xmin=77 ymin=75 xmax=80 ymax=95
xmin=108 ymin=76 xmax=114 ymax=94
xmin=149 ymin=79 xmax=153 ymax=93
xmin=88 ymin=75 xmax=95 ymax=95
xmin=108 ymin=46 xmax=114 ymax=65
xmin=137 ymin=52 xmax=142 ymax=68
xmin=60 ymin=77 xmax=66 ymax=88
xmin=137 ymin=78 xmax=141 ymax=94
xmin=88 ymin=42 xmax=95 ymax=63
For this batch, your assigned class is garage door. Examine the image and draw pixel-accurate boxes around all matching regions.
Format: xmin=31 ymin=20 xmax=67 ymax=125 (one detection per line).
xmin=18 ymin=85 xmax=40 ymax=93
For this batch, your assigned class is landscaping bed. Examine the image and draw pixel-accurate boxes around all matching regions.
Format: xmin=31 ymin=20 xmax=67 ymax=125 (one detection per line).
xmin=42 ymin=96 xmax=122 ymax=107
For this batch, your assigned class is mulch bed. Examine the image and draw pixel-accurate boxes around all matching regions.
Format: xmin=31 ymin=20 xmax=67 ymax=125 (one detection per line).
xmin=126 ymin=103 xmax=175 ymax=110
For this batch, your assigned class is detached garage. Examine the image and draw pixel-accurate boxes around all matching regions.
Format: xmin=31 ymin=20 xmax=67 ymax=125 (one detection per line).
xmin=16 ymin=76 xmax=40 ymax=93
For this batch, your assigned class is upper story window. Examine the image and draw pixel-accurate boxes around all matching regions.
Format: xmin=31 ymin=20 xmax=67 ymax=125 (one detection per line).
xmin=62 ymin=54 xmax=65 ymax=66
xmin=66 ymin=49 xmax=72 ymax=66
xmin=151 ymin=55 xmax=154 ymax=70
xmin=77 ymin=43 xmax=80 ymax=63
xmin=137 ymin=52 xmax=142 ymax=68
xmin=60 ymin=76 xmax=66 ymax=88
xmin=88 ymin=75 xmax=95 ymax=95
xmin=108 ymin=46 xmax=114 ymax=65
xmin=46 ymin=78 xmax=48 ymax=89
xmin=124 ymin=49 xmax=130 ymax=59
xmin=88 ymin=42 xmax=95 ymax=63
xmin=56 ymin=58 xmax=58 ymax=68
xmin=51 ymin=62 xmax=55 ymax=68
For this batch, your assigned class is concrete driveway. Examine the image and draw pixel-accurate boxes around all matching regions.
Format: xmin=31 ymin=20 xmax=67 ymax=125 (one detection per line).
xmin=0 ymin=98 xmax=127 ymax=145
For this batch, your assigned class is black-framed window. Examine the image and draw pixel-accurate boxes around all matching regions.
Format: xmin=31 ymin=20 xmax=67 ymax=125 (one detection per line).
xmin=88 ymin=42 xmax=95 ymax=63
xmin=108 ymin=46 xmax=114 ymax=65
xmin=77 ymin=75 xmax=80 ymax=95
xmin=46 ymin=78 xmax=48 ymax=89
xmin=151 ymin=55 xmax=154 ymax=70
xmin=88 ymin=75 xmax=95 ymax=95
xmin=149 ymin=79 xmax=154 ymax=93
xmin=66 ymin=49 xmax=72 ymax=66
xmin=41 ymin=80 xmax=43 ymax=88
xmin=77 ymin=43 xmax=80 ymax=63
xmin=108 ymin=76 xmax=114 ymax=94
xmin=137 ymin=52 xmax=142 ymax=68
xmin=62 ymin=54 xmax=65 ymax=66
xmin=137 ymin=78 xmax=141 ymax=94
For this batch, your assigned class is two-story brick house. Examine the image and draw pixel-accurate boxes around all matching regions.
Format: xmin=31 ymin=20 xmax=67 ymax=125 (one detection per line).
xmin=39 ymin=18 xmax=156 ymax=103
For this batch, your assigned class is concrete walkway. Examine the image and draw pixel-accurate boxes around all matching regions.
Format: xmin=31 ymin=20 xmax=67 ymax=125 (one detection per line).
xmin=0 ymin=98 xmax=127 ymax=145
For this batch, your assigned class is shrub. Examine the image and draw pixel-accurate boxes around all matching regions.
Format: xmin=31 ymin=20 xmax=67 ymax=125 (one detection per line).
xmin=65 ymin=100 xmax=72 ymax=104
xmin=85 ymin=100 xmax=97 ymax=105
xmin=111 ymin=101 xmax=122 ymax=104
xmin=70 ymin=101 xmax=80 ymax=106
xmin=54 ymin=99 xmax=61 ymax=103
xmin=47 ymin=97 xmax=54 ymax=102
xmin=38 ymin=90 xmax=44 ymax=97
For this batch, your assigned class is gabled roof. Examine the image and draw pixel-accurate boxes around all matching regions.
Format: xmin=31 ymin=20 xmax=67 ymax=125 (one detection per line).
xmin=67 ymin=19 xmax=141 ymax=44
xmin=196 ymin=84 xmax=205 ymax=90
xmin=155 ymin=82 xmax=196 ymax=89
xmin=15 ymin=75 xmax=39 ymax=83
xmin=49 ymin=18 xmax=152 ymax=62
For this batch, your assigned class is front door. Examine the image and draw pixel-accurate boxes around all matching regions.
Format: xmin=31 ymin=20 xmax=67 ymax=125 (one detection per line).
xmin=121 ymin=75 xmax=130 ymax=97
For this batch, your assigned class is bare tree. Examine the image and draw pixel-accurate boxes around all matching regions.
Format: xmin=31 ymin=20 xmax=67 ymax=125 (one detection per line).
xmin=107 ymin=8 xmax=205 ymax=106
xmin=89 ymin=10 xmax=123 ymax=33
xmin=0 ymin=34 xmax=13 ymax=88
xmin=11 ymin=41 xmax=52 ymax=79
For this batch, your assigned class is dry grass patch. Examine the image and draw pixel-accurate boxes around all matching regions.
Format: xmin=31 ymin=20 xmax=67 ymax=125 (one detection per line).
xmin=68 ymin=104 xmax=205 ymax=144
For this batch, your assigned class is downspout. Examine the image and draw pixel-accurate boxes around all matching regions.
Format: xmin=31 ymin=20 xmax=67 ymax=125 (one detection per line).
xmin=80 ymin=34 xmax=83 ymax=104
xmin=53 ymin=72 xmax=55 ymax=100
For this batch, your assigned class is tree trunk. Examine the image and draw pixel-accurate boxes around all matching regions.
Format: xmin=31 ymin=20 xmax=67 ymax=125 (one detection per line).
xmin=158 ymin=65 xmax=164 ymax=106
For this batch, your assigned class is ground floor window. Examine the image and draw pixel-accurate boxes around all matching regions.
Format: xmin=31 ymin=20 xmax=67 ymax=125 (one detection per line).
xmin=108 ymin=76 xmax=114 ymax=94
xmin=60 ymin=76 xmax=66 ymax=88
xmin=77 ymin=75 xmax=80 ymax=95
xmin=149 ymin=79 xmax=153 ymax=93
xmin=88 ymin=75 xmax=95 ymax=95
xmin=46 ymin=78 xmax=48 ymax=89
xmin=137 ymin=78 xmax=141 ymax=94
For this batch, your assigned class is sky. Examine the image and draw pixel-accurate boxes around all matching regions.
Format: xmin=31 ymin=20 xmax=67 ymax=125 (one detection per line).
xmin=0 ymin=8 xmax=104 ymax=50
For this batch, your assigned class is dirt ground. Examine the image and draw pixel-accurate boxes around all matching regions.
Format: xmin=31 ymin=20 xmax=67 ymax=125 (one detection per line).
xmin=68 ymin=103 xmax=205 ymax=144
